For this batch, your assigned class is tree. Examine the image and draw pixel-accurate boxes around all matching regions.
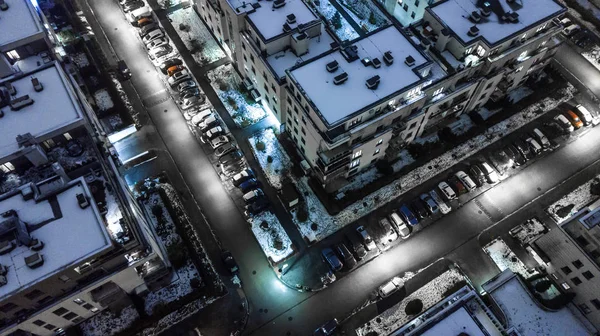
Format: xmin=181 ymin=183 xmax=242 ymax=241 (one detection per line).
xmin=404 ymin=299 xmax=423 ymax=315
xmin=368 ymin=11 xmax=376 ymax=25
xmin=332 ymin=12 xmax=342 ymax=30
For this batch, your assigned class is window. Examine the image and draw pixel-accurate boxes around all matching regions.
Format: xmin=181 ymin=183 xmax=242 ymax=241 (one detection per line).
xmin=376 ymin=139 xmax=383 ymax=146
xmin=0 ymin=302 xmax=17 ymax=313
xmin=517 ymin=50 xmax=528 ymax=62
xmin=250 ymin=54 xmax=255 ymax=63
xmin=486 ymin=82 xmax=493 ymax=90
xmin=59 ymin=275 xmax=70 ymax=283
xmin=301 ymin=128 xmax=306 ymax=135
xmin=572 ymin=260 xmax=584 ymax=269
xmin=580 ymin=303 xmax=592 ymax=314
xmin=251 ymin=66 xmax=256 ymax=74
xmin=37 ymin=296 xmax=53 ymax=306
xmin=576 ymin=236 xmax=589 ymax=246
xmin=25 ymin=289 xmax=44 ymax=300
xmin=44 ymin=324 xmax=57 ymax=331
xmin=561 ymin=282 xmax=571 ymax=290
xmin=90 ymin=307 xmax=99 ymax=313
xmin=583 ymin=271 xmax=595 ymax=280
xmin=374 ymin=149 xmax=380 ymax=156
xmin=536 ymin=24 xmax=547 ymax=32
xmin=405 ymin=131 xmax=414 ymax=139
xmin=63 ymin=132 xmax=73 ymax=141
xmin=433 ymin=87 xmax=444 ymax=96
xmin=353 ymin=150 xmax=362 ymax=159
xmin=476 ymin=45 xmax=486 ymax=57
xmin=63 ymin=312 xmax=78 ymax=320
xmin=33 ymin=320 xmax=46 ymax=326
xmin=592 ymin=299 xmax=600 ymax=310
xmin=571 ymin=277 xmax=582 ymax=286
xmin=73 ymin=317 xmax=84 ymax=324
xmin=349 ymin=117 xmax=362 ymax=126
xmin=408 ymin=122 xmax=417 ymax=130
xmin=414 ymin=0 xmax=419 ymax=5
xmin=515 ymin=66 xmax=523 ymax=73
xmin=263 ymin=71 xmax=268 ymax=81
xmin=591 ymin=249 xmax=600 ymax=259
xmin=83 ymin=303 xmax=95 ymax=310
xmin=243 ymin=54 xmax=247 ymax=62
xmin=0 ymin=162 xmax=15 ymax=173
xmin=242 ymin=43 xmax=246 ymax=50
xmin=287 ymin=97 xmax=292 ymax=104
xmin=403 ymin=4 xmax=408 ymax=11
xmin=43 ymin=139 xmax=56 ymax=148
xmin=465 ymin=47 xmax=472 ymax=55
xmin=53 ymin=307 xmax=69 ymax=316
xmin=350 ymin=159 xmax=360 ymax=168
xmin=301 ymin=138 xmax=306 ymax=145
xmin=411 ymin=11 xmax=415 ymax=19
xmin=74 ymin=298 xmax=84 ymax=305
xmin=301 ymin=116 xmax=306 ymax=124
xmin=293 ymin=127 xmax=298 ymax=135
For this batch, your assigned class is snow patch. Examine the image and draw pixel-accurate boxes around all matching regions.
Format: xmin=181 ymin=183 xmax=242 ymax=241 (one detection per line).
xmin=337 ymin=0 xmax=389 ymax=33
xmin=510 ymin=218 xmax=548 ymax=245
xmin=484 ymin=238 xmax=538 ymax=279
xmin=247 ymin=211 xmax=295 ymax=264
xmin=80 ymin=305 xmax=139 ymax=336
xmin=508 ymin=86 xmax=534 ymax=104
xmin=547 ymin=175 xmax=600 ymax=223
xmin=316 ymin=0 xmax=360 ymax=41
xmin=93 ymin=89 xmax=114 ymax=112
xmin=71 ymin=52 xmax=90 ymax=68
xmin=248 ymin=128 xmax=292 ymax=190
xmin=168 ymin=8 xmax=225 ymax=66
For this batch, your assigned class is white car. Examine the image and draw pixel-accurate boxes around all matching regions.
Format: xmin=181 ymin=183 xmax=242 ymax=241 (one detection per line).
xmin=243 ymin=189 xmax=263 ymax=203
xmin=191 ymin=109 xmax=213 ymax=126
xmin=455 ymin=171 xmax=476 ymax=192
xmin=232 ymin=168 xmax=254 ymax=186
xmin=142 ymin=29 xmax=164 ymax=43
xmin=479 ymin=162 xmax=499 ymax=184
xmin=554 ymin=114 xmax=574 ymax=133
xmin=575 ymin=104 xmax=594 ymax=126
xmin=438 ymin=181 xmax=457 ymax=200
xmin=145 ymin=37 xmax=169 ymax=49
xmin=203 ymin=126 xmax=224 ymax=142
xmin=429 ymin=190 xmax=451 ymax=215
xmin=168 ymin=70 xmax=191 ymax=88
xmin=389 ymin=212 xmax=410 ymax=239
xmin=180 ymin=95 xmax=201 ymax=110
xmin=377 ymin=277 xmax=404 ymax=298
xmin=210 ymin=135 xmax=230 ymax=149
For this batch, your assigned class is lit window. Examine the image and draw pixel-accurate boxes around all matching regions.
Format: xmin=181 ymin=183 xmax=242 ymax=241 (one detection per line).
xmin=561 ymin=282 xmax=571 ymax=290
xmin=73 ymin=298 xmax=84 ymax=305
xmin=407 ymin=87 xmax=421 ymax=99
xmin=63 ymin=132 xmax=73 ymax=141
xmin=540 ymin=40 xmax=548 ymax=47
xmin=0 ymin=162 xmax=15 ymax=173
xmin=43 ymin=139 xmax=56 ymax=149
xmin=350 ymin=159 xmax=360 ymax=168
xmin=6 ymin=50 xmax=20 ymax=61
xmin=374 ymin=149 xmax=380 ymax=155
xmin=515 ymin=66 xmax=523 ymax=73
xmin=90 ymin=307 xmax=99 ymax=313
xmin=350 ymin=117 xmax=362 ymax=126
xmin=376 ymin=139 xmax=383 ymax=146
xmin=433 ymin=87 xmax=444 ymax=96
xmin=476 ymin=45 xmax=486 ymax=57
xmin=353 ymin=150 xmax=362 ymax=159
xmin=464 ymin=47 xmax=472 ymax=55
xmin=517 ymin=50 xmax=528 ymax=62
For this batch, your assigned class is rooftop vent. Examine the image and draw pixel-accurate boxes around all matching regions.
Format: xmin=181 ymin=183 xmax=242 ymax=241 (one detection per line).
xmin=361 ymin=58 xmax=372 ymax=67
xmin=283 ymin=23 xmax=291 ymax=32
xmin=0 ymin=264 xmax=7 ymax=276
xmin=467 ymin=25 xmax=479 ymax=37
xmin=420 ymin=38 xmax=431 ymax=51
xmin=326 ymin=60 xmax=339 ymax=72
xmin=470 ymin=11 xmax=481 ymax=23
xmin=372 ymin=57 xmax=381 ymax=68
xmin=10 ymin=95 xmax=34 ymax=111
xmin=0 ymin=0 xmax=8 ymax=10
xmin=506 ymin=0 xmax=516 ymax=3
xmin=25 ymin=253 xmax=44 ymax=269
xmin=0 ymin=275 xmax=6 ymax=287
xmin=76 ymin=193 xmax=89 ymax=209
xmin=333 ymin=72 xmax=348 ymax=85
xmin=341 ymin=45 xmax=359 ymax=62
xmin=0 ymin=240 xmax=15 ymax=255
xmin=273 ymin=0 xmax=286 ymax=8
xmin=29 ymin=239 xmax=44 ymax=251
xmin=405 ymin=55 xmax=415 ymax=66
xmin=383 ymin=51 xmax=393 ymax=65
xmin=31 ymin=77 xmax=43 ymax=92
xmin=366 ymin=75 xmax=380 ymax=90
xmin=508 ymin=12 xmax=519 ymax=23
xmin=480 ymin=2 xmax=491 ymax=16
xmin=5 ymin=82 xmax=15 ymax=96
xmin=286 ymin=13 xmax=296 ymax=24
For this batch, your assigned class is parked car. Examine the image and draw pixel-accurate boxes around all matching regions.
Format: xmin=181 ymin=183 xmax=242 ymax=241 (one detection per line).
xmin=239 ymin=178 xmax=259 ymax=193
xmin=221 ymin=250 xmax=239 ymax=274
xmin=203 ymin=126 xmax=224 ymax=142
xmin=336 ymin=243 xmax=357 ymax=270
xmin=210 ymin=135 xmax=230 ymax=149
xmin=322 ymin=247 xmax=343 ymax=272
xmin=148 ymin=45 xmax=173 ymax=60
xmin=410 ymin=199 xmax=429 ymax=219
xmin=198 ymin=115 xmax=219 ymax=131
xmin=139 ymin=23 xmax=159 ymax=37
xmin=455 ymin=171 xmax=476 ymax=192
xmin=166 ymin=65 xmax=185 ymax=76
xmin=563 ymin=23 xmax=581 ymax=37
xmin=437 ymin=181 xmax=457 ymax=200
xmin=566 ymin=110 xmax=584 ymax=129
xmin=232 ymin=168 xmax=254 ymax=186
xmin=122 ymin=0 xmax=145 ymax=12
xmin=219 ymin=151 xmax=243 ymax=165
xmin=398 ymin=204 xmax=419 ymax=226
xmin=223 ymin=161 xmax=246 ymax=177
xmin=356 ymin=226 xmax=376 ymax=251
xmin=177 ymin=80 xmax=197 ymax=93
xmin=389 ymin=212 xmax=410 ymax=239
xmin=137 ymin=17 xmax=153 ymax=28
xmin=314 ymin=319 xmax=338 ymax=336
xmin=168 ymin=70 xmax=191 ymax=87
xmin=377 ymin=277 xmax=404 ymax=298
xmin=181 ymin=88 xmax=202 ymax=99
xmin=159 ymin=58 xmax=183 ymax=74
xmin=429 ymin=190 xmax=451 ymax=215
xmin=512 ymin=140 xmax=534 ymax=161
xmin=215 ymin=142 xmax=236 ymax=157
xmin=504 ymin=146 xmax=526 ymax=166
xmin=575 ymin=104 xmax=594 ymax=126
xmin=419 ymin=193 xmax=439 ymax=215
xmin=554 ymin=114 xmax=575 ymax=133
xmin=243 ymin=189 xmax=263 ymax=204
xmin=344 ymin=233 xmax=367 ymax=260
xmin=378 ymin=217 xmax=398 ymax=245
xmin=141 ymin=29 xmax=164 ymax=43
xmin=245 ymin=197 xmax=269 ymax=216
xmin=468 ymin=164 xmax=487 ymax=187
xmin=478 ymin=161 xmax=499 ymax=184
xmin=180 ymin=95 xmax=202 ymax=110
xmin=524 ymin=137 xmax=542 ymax=155
xmin=117 ymin=60 xmax=131 ymax=80
xmin=488 ymin=149 xmax=513 ymax=174
xmin=531 ymin=128 xmax=551 ymax=149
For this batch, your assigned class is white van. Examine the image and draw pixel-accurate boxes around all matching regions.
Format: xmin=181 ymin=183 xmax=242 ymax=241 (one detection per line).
xmin=575 ymin=104 xmax=594 ymax=126
xmin=563 ymin=24 xmax=580 ymax=37
xmin=191 ymin=109 xmax=213 ymax=125
xmin=554 ymin=114 xmax=574 ymax=133
xmin=389 ymin=213 xmax=410 ymax=239
xmin=532 ymin=128 xmax=550 ymax=149
xmin=525 ymin=138 xmax=542 ymax=155
xmin=128 ymin=6 xmax=151 ymax=24
xmin=455 ymin=171 xmax=476 ymax=192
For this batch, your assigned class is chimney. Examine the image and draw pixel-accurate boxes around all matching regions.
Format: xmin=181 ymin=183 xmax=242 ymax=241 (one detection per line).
xmin=470 ymin=11 xmax=481 ymax=23
xmin=366 ymin=75 xmax=380 ymax=90
xmin=273 ymin=0 xmax=285 ymax=8
xmin=326 ymin=60 xmax=339 ymax=72
xmin=333 ymin=72 xmax=348 ymax=85
xmin=383 ymin=51 xmax=394 ymax=65
xmin=467 ymin=25 xmax=479 ymax=37
xmin=286 ymin=13 xmax=296 ymax=24
xmin=405 ymin=55 xmax=415 ymax=67
xmin=0 ymin=0 xmax=8 ymax=10
xmin=291 ymin=32 xmax=309 ymax=56
xmin=480 ymin=2 xmax=491 ymax=16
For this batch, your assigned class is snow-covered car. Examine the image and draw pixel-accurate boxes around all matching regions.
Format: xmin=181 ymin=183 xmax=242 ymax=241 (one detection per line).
xmin=141 ymin=29 xmax=164 ymax=44
xmin=554 ymin=114 xmax=574 ymax=133
xmin=468 ymin=164 xmax=487 ymax=187
xmin=180 ymin=95 xmax=202 ymax=110
xmin=122 ymin=0 xmax=145 ymax=12
xmin=356 ymin=226 xmax=376 ymax=251
xmin=222 ymin=160 xmax=246 ymax=177
xmin=202 ymin=126 xmax=224 ymax=142
xmin=191 ymin=109 xmax=213 ymax=126
xmin=377 ymin=277 xmax=404 ymax=298
xmin=378 ymin=217 xmax=398 ymax=245
xmin=218 ymin=151 xmax=243 ymax=165
xmin=232 ymin=168 xmax=254 ymax=186
xmin=389 ymin=212 xmax=410 ymax=239
xmin=455 ymin=171 xmax=476 ymax=192
xmin=531 ymin=128 xmax=551 ymax=149
xmin=181 ymin=88 xmax=202 ymax=100
xmin=438 ymin=181 xmax=457 ymax=200
xmin=215 ymin=142 xmax=236 ymax=157
xmin=429 ymin=190 xmax=451 ymax=215
xmin=210 ymin=135 xmax=230 ymax=149
xmin=148 ymin=45 xmax=173 ymax=60
xmin=243 ymin=189 xmax=263 ymax=203
xmin=419 ymin=193 xmax=439 ymax=215
xmin=198 ymin=115 xmax=219 ymax=131
xmin=139 ymin=23 xmax=159 ymax=37
xmin=167 ymin=70 xmax=191 ymax=88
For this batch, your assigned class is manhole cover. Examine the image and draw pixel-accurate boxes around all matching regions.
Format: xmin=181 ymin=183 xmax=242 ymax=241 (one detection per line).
xmin=252 ymin=270 xmax=256 ymax=275
xmin=478 ymin=210 xmax=483 ymax=214
xmin=264 ymin=309 xmax=269 ymax=313
xmin=537 ymin=187 xmax=542 ymax=191
xmin=288 ymin=317 xmax=293 ymax=321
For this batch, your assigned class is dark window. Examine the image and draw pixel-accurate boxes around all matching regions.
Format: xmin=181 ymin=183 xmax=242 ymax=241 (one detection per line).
xmin=33 ymin=320 xmax=46 ymax=326
xmin=592 ymin=299 xmax=600 ymax=310
xmin=243 ymin=55 xmax=247 ymax=62
xmin=486 ymin=82 xmax=493 ymax=90
xmin=301 ymin=128 xmax=306 ymax=135
xmin=583 ymin=271 xmax=595 ymax=280
xmin=403 ymin=3 xmax=408 ymax=11
xmin=591 ymin=250 xmax=600 ymax=259
xmin=293 ymin=127 xmax=298 ymax=135
xmin=73 ymin=317 xmax=84 ymax=324
xmin=576 ymin=236 xmax=590 ymax=246
xmin=371 ymin=158 xmax=377 ymax=164
xmin=294 ymin=106 xmax=298 ymax=113
xmin=37 ymin=296 xmax=53 ymax=306
xmin=53 ymin=307 xmax=69 ymax=316
xmin=44 ymin=324 xmax=57 ymax=331
xmin=250 ymin=54 xmax=255 ymax=63
xmin=573 ymin=260 xmax=584 ymax=269
xmin=63 ymin=312 xmax=78 ymax=320
xmin=561 ymin=266 xmax=572 ymax=275
xmin=251 ymin=66 xmax=256 ymax=74
xmin=242 ymin=43 xmax=246 ymax=50
xmin=411 ymin=11 xmax=416 ymax=19
xmin=271 ymin=84 xmax=276 ymax=92
xmin=25 ymin=289 xmax=44 ymax=300
xmin=376 ymin=125 xmax=384 ymax=132
xmin=415 ymin=0 xmax=420 ymax=5
xmin=263 ymin=83 xmax=268 ymax=91
xmin=408 ymin=123 xmax=417 ymax=130
xmin=572 ymin=277 xmax=582 ymax=286
xmin=301 ymin=138 xmax=306 ymax=145
xmin=287 ymin=97 xmax=292 ymax=104
xmin=301 ymin=116 xmax=306 ymax=124
xmin=263 ymin=71 xmax=268 ymax=81
xmin=580 ymin=303 xmax=592 ymax=314
xmin=83 ymin=303 xmax=95 ymax=310
xmin=0 ymin=303 xmax=17 ymax=313
xmin=406 ymin=131 xmax=414 ymax=139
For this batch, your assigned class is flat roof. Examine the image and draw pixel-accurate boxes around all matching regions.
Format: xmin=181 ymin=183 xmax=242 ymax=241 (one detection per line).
xmin=266 ymin=31 xmax=335 ymax=79
xmin=421 ymin=307 xmax=485 ymax=336
xmin=0 ymin=179 xmax=112 ymax=300
xmin=289 ymin=26 xmax=428 ymax=125
xmin=246 ymin=0 xmax=318 ymax=41
xmin=0 ymin=0 xmax=44 ymax=47
xmin=429 ymin=0 xmax=564 ymax=45
xmin=0 ymin=63 xmax=84 ymax=159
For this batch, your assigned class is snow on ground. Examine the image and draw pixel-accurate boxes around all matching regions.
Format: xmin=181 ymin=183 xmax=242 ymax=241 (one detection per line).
xmin=71 ymin=52 xmax=90 ymax=68
xmin=109 ymin=72 xmax=140 ymax=126
xmin=248 ymin=128 xmax=292 ymax=190
xmin=207 ymin=64 xmax=267 ymax=128
xmin=158 ymin=0 xmax=182 ymax=9
xmin=144 ymin=262 xmax=200 ymax=315
xmin=247 ymin=211 xmax=295 ymax=264
xmin=338 ymin=166 xmax=382 ymax=193
xmin=356 ymin=268 xmax=465 ymax=336
xmin=153 ymin=296 xmax=219 ymax=335
xmin=508 ymin=86 xmax=534 ymax=104
xmin=575 ymin=0 xmax=600 ymax=21
xmin=93 ymin=89 xmax=114 ymax=112
xmin=476 ymin=106 xmax=502 ymax=121
xmin=412 ymin=132 xmax=439 ymax=145
xmin=317 ymin=0 xmax=360 ymax=41
xmin=392 ymin=149 xmax=416 ymax=172
xmin=446 ymin=114 xmax=475 ymax=136
xmin=510 ymin=218 xmax=548 ymax=245
xmin=484 ymin=238 xmax=538 ymax=279
xmin=547 ymin=175 xmax=600 ymax=223
xmin=582 ymin=46 xmax=600 ymax=72
xmin=80 ymin=305 xmax=139 ymax=336
xmin=168 ymin=8 xmax=225 ymax=66
xmin=338 ymin=0 xmax=389 ymax=33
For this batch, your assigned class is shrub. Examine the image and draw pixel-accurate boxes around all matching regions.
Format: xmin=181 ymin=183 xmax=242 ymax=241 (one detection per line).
xmin=267 ymin=155 xmax=274 ymax=163
xmin=404 ymin=299 xmax=423 ymax=315
xmin=591 ymin=179 xmax=600 ymax=196
xmin=296 ymin=207 xmax=309 ymax=222
xmin=256 ymin=141 xmax=266 ymax=152
xmin=166 ymin=241 xmax=188 ymax=269
xmin=368 ymin=11 xmax=376 ymax=25
xmin=332 ymin=12 xmax=342 ymax=30
xmin=555 ymin=204 xmax=575 ymax=219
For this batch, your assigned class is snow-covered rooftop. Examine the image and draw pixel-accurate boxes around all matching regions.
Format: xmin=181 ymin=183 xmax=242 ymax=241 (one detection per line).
xmin=266 ymin=31 xmax=335 ymax=79
xmin=243 ymin=0 xmax=318 ymax=41
xmin=429 ymin=0 xmax=564 ymax=45
xmin=484 ymin=270 xmax=593 ymax=336
xmin=0 ymin=179 xmax=112 ymax=300
xmin=289 ymin=26 xmax=428 ymax=125
xmin=0 ymin=63 xmax=84 ymax=160
xmin=0 ymin=0 xmax=44 ymax=48
xmin=420 ymin=307 xmax=485 ymax=336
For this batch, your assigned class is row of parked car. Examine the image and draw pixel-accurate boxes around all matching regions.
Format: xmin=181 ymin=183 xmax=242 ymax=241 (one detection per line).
xmin=119 ymin=0 xmax=146 ymax=13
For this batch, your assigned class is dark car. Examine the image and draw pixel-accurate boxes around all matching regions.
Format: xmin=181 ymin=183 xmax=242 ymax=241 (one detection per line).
xmin=504 ymin=145 xmax=526 ymax=166
xmin=239 ymin=178 xmax=259 ymax=193
xmin=410 ymin=199 xmax=428 ymax=219
xmin=488 ymin=150 xmax=512 ymax=173
xmin=244 ymin=197 xmax=269 ymax=216
xmin=122 ymin=1 xmax=145 ymax=12
xmin=398 ymin=204 xmax=419 ymax=225
xmin=336 ymin=243 xmax=357 ymax=270
xmin=344 ymin=233 xmax=367 ymax=260
xmin=512 ymin=140 xmax=534 ymax=160
xmin=447 ymin=175 xmax=467 ymax=195
xmin=469 ymin=164 xmax=486 ymax=187
xmin=159 ymin=58 xmax=183 ymax=74
xmin=314 ymin=319 xmax=338 ymax=336
xmin=221 ymin=250 xmax=239 ymax=274
xmin=322 ymin=247 xmax=343 ymax=272
xmin=218 ymin=151 xmax=243 ymax=165
xmin=117 ymin=60 xmax=131 ymax=80
xmin=232 ymin=168 xmax=254 ymax=186
xmin=419 ymin=193 xmax=439 ymax=215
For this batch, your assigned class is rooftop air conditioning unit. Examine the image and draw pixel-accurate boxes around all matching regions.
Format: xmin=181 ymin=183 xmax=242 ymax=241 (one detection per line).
xmin=383 ymin=51 xmax=393 ymax=65
xmin=372 ymin=57 xmax=381 ymax=68
xmin=31 ymin=77 xmax=43 ymax=92
xmin=242 ymin=78 xmax=254 ymax=90
xmin=366 ymin=75 xmax=380 ymax=90
xmin=76 ymin=193 xmax=89 ymax=209
xmin=283 ymin=23 xmax=292 ymax=32
xmin=0 ymin=241 xmax=15 ymax=255
xmin=405 ymin=55 xmax=415 ymax=66
xmin=470 ymin=11 xmax=481 ymax=23
xmin=361 ymin=58 xmax=372 ymax=67
xmin=0 ymin=0 xmax=8 ymax=10
xmin=0 ymin=276 xmax=6 ymax=287
xmin=29 ymin=239 xmax=44 ymax=251
xmin=5 ymin=82 xmax=15 ymax=96
xmin=326 ymin=60 xmax=339 ymax=72
xmin=286 ymin=13 xmax=296 ymax=24
xmin=251 ymin=89 xmax=262 ymax=101
xmin=273 ymin=0 xmax=285 ymax=8
xmin=480 ymin=2 xmax=491 ymax=16
xmin=25 ymin=253 xmax=44 ymax=269
xmin=10 ymin=95 xmax=34 ymax=111
xmin=333 ymin=72 xmax=348 ymax=85
xmin=0 ymin=264 xmax=7 ymax=276
xmin=508 ymin=12 xmax=519 ymax=23
xmin=467 ymin=25 xmax=479 ymax=37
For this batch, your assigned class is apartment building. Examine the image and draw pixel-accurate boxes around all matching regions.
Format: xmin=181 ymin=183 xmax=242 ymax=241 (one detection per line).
xmin=530 ymin=207 xmax=600 ymax=329
xmin=379 ymin=0 xmax=441 ymax=26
